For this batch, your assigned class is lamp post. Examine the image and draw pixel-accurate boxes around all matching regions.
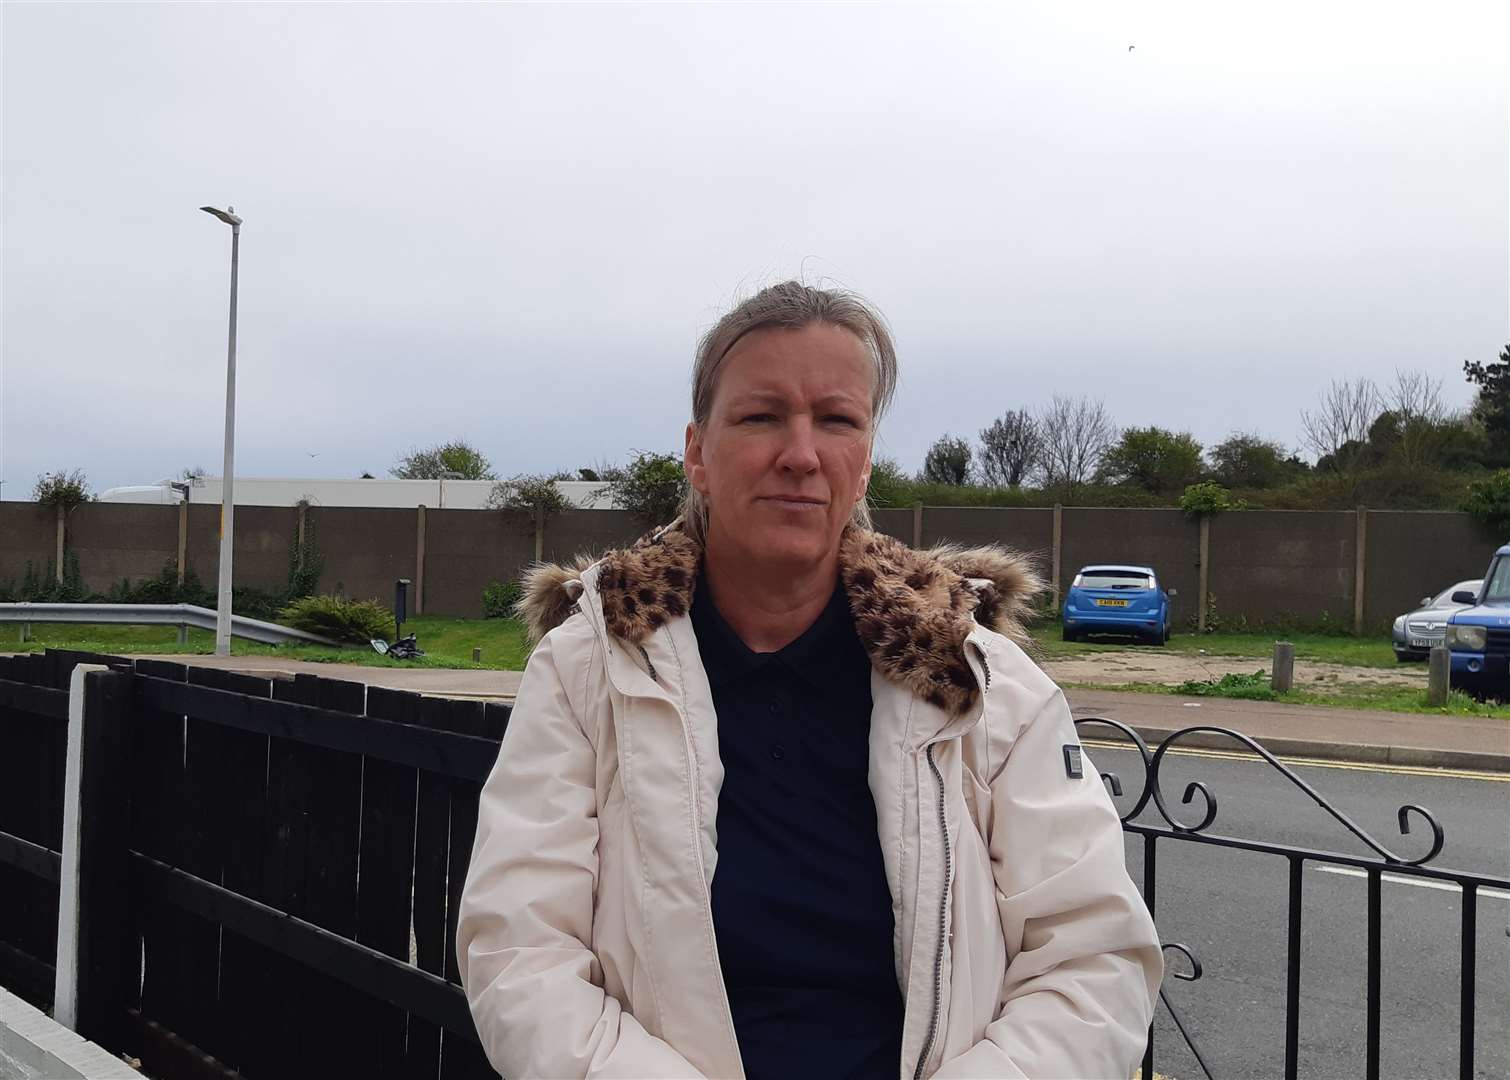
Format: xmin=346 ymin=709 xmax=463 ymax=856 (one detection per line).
xmin=201 ymin=204 xmax=242 ymax=656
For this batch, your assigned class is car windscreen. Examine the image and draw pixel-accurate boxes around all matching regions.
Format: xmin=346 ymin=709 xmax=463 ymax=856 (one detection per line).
xmin=1076 ymin=571 xmax=1154 ymax=590
xmin=1481 ymin=558 xmax=1510 ymax=604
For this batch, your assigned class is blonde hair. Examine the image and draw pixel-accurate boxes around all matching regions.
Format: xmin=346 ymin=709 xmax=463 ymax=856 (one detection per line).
xmin=681 ymin=281 xmax=898 ymax=545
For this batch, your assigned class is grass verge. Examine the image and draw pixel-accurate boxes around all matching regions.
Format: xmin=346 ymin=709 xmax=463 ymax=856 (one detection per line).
xmin=1031 ymin=625 xmax=1399 ymax=667
xmin=3 ymin=616 xmax=532 ymax=672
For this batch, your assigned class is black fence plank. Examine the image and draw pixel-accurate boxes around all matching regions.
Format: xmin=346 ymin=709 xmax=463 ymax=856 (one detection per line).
xmin=283 ymin=674 xmax=373 ymax=1079
xmin=131 ymin=659 xmax=197 ymax=1056
xmin=75 ymin=669 xmax=139 ymax=1050
xmin=208 ymin=669 xmax=277 ymax=1080
xmin=359 ymin=687 xmax=423 ymax=1080
xmin=0 ymin=670 xmax=69 ymax=1012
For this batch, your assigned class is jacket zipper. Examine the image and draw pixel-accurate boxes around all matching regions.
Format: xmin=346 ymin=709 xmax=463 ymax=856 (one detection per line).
xmin=913 ymin=742 xmax=951 ymax=1080
xmin=913 ymin=642 xmax=989 ymax=1080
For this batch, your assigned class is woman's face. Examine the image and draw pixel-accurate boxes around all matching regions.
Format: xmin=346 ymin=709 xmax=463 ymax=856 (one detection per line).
xmin=685 ymin=322 xmax=874 ymax=571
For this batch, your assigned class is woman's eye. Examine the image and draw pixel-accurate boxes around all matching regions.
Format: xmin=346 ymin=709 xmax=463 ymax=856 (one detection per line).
xmin=742 ymin=413 xmax=777 ymax=423
xmin=824 ymin=415 xmax=860 ymax=427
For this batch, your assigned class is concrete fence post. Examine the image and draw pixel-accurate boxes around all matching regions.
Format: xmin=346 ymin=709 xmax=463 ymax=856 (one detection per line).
xmin=1197 ymin=516 xmax=1211 ymax=634
xmin=1272 ymin=642 xmax=1295 ymax=692
xmin=176 ymin=500 xmax=188 ymax=587
xmin=534 ymin=506 xmax=545 ymax=564
xmin=414 ymin=505 xmax=426 ymax=616
xmin=1354 ymin=506 xmax=1367 ymax=635
xmin=55 ymin=504 xmax=66 ymax=583
xmin=1051 ymin=504 xmax=1063 ymax=608
xmin=1426 ymin=646 xmax=1450 ymax=706
xmin=912 ymin=504 xmax=923 ymax=549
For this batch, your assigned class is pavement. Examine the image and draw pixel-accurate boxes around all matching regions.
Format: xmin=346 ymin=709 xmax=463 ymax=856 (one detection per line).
xmin=121 ymin=653 xmax=1510 ymax=774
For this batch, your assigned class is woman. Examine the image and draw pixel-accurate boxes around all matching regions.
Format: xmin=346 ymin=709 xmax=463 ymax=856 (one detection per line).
xmin=457 ymin=282 xmax=1163 ymax=1079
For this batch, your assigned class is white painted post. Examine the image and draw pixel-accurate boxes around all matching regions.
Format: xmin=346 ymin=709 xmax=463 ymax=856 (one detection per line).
xmin=53 ymin=664 xmax=108 ymax=1031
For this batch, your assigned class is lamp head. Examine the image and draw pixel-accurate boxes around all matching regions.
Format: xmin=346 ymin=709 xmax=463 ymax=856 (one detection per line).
xmin=200 ymin=205 xmax=243 ymax=227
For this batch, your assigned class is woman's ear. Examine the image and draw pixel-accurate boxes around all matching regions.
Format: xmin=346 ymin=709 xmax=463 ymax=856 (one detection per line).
xmin=684 ymin=422 xmax=709 ymax=496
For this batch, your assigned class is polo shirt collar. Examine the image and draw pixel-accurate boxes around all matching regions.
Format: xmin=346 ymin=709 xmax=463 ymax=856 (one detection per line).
xmin=691 ymin=569 xmax=856 ymax=691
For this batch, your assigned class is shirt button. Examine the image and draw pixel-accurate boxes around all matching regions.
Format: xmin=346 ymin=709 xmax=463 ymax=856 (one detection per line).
xmin=770 ymin=744 xmax=785 ymax=760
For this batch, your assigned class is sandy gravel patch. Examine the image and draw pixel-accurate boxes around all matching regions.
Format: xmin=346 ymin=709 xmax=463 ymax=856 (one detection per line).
xmin=1040 ymin=650 xmax=1426 ymax=690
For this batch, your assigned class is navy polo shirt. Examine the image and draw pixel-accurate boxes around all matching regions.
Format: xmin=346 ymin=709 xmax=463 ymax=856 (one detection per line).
xmin=692 ymin=572 xmax=903 ymax=1080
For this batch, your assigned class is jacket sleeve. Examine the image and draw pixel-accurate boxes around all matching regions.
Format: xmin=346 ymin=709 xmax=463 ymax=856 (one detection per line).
xmin=455 ymin=628 xmax=705 ymax=1079
xmin=933 ymin=684 xmax=1164 ymax=1080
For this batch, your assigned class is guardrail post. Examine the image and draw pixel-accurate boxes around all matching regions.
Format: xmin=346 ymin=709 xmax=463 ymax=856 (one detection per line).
xmin=1426 ymin=646 xmax=1449 ymax=706
xmin=55 ymin=666 xmax=136 ymax=1044
xmin=1272 ymin=642 xmax=1295 ymax=692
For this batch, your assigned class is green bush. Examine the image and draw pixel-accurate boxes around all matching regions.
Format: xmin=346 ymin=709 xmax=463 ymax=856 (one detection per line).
xmin=483 ymin=580 xmax=523 ymax=619
xmin=1174 ymin=669 xmax=1276 ymax=700
xmin=1462 ymin=468 xmax=1510 ymax=537
xmin=488 ymin=474 xmax=573 ymax=516
xmin=277 ymin=595 xmax=394 ymax=644
xmin=1180 ymin=481 xmax=1246 ymax=517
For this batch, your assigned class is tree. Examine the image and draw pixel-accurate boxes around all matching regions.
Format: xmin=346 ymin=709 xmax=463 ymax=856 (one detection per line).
xmin=1037 ymin=395 xmax=1117 ymax=502
xmin=1464 ymin=344 xmax=1510 ymax=464
xmin=920 ymin=435 xmax=973 ymax=486
xmin=977 ymin=410 xmax=1041 ymax=488
xmin=1098 ymin=427 xmax=1204 ymax=495
xmin=487 ymin=474 xmax=573 ymax=517
xmin=602 ymin=450 xmax=687 ymax=524
xmin=1208 ymin=433 xmax=1304 ymax=489
xmin=1382 ymin=368 xmax=1449 ymax=469
xmin=865 ymin=456 xmax=913 ymax=508
xmin=390 ymin=440 xmax=497 ymax=480
xmin=32 ymin=469 xmax=92 ymax=512
xmin=1300 ymin=378 xmax=1378 ymax=499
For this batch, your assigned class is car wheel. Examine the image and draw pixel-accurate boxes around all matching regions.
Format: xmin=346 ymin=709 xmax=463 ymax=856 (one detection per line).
xmin=1161 ymin=623 xmax=1171 ymax=645
xmin=1394 ymin=649 xmax=1410 ymax=663
xmin=1062 ymin=627 xmax=1078 ymax=643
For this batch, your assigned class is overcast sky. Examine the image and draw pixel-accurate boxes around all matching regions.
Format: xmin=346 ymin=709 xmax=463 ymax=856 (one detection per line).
xmin=2 ymin=1 xmax=1506 ymax=498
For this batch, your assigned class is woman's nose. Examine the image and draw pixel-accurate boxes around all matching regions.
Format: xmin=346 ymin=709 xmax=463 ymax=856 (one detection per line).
xmin=776 ymin=418 xmax=820 ymax=473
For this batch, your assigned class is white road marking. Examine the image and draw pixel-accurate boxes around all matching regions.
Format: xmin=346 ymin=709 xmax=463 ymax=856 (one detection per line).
xmin=1314 ymin=865 xmax=1510 ymax=900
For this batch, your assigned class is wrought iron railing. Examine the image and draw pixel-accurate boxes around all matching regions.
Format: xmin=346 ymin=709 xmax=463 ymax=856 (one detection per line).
xmin=1075 ymin=717 xmax=1509 ymax=1080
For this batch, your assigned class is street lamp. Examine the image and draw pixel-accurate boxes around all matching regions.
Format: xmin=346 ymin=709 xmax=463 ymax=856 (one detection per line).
xmin=201 ymin=204 xmax=242 ymax=656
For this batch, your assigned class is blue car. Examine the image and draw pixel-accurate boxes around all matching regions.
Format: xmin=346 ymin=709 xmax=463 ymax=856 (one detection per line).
xmin=1446 ymin=543 xmax=1510 ymax=701
xmin=1062 ymin=564 xmax=1171 ymax=645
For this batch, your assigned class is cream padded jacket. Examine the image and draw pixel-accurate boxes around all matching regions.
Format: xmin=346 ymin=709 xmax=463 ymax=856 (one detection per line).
xmin=457 ymin=527 xmax=1163 ymax=1079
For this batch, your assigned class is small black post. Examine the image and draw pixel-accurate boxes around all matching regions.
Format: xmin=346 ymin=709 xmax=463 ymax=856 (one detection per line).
xmin=394 ymin=579 xmax=410 ymax=641
xmin=73 ymin=668 xmax=137 ymax=1048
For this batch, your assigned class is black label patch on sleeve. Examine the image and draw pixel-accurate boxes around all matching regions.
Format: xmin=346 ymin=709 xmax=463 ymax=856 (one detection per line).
xmin=1063 ymin=744 xmax=1084 ymax=780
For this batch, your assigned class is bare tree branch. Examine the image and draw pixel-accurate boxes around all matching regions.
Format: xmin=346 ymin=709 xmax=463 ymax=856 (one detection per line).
xmin=1037 ymin=395 xmax=1117 ymax=502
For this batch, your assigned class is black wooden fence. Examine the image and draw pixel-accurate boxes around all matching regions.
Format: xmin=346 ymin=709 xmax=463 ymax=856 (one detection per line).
xmin=0 ymin=649 xmax=509 ymax=1080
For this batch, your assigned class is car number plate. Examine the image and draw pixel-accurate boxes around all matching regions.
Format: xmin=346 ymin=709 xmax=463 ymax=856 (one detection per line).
xmin=1409 ymin=637 xmax=1433 ymax=649
xmin=1095 ymin=599 xmax=1129 ymax=607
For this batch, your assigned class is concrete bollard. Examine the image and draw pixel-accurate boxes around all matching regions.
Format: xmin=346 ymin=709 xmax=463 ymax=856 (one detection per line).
xmin=1426 ymin=646 xmax=1450 ymax=706
xmin=1272 ymin=642 xmax=1295 ymax=693
xmin=472 ymin=646 xmax=482 ymax=663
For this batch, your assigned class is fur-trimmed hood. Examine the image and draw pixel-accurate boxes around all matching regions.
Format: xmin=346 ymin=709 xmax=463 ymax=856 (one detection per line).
xmin=518 ymin=524 xmax=1044 ymax=714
